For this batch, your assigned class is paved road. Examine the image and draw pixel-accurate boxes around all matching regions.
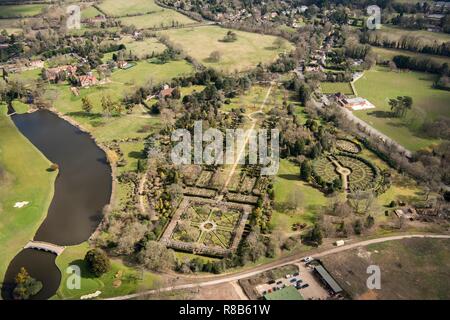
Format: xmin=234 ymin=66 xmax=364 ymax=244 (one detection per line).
xmin=107 ymin=233 xmax=450 ymax=300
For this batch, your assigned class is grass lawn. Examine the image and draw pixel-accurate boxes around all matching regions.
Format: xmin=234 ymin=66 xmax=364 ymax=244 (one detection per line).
xmin=117 ymin=141 xmax=145 ymax=174
xmin=102 ymin=36 xmax=167 ymax=62
xmin=47 ymin=59 xmax=192 ymax=142
xmin=322 ymin=238 xmax=450 ymax=299
xmin=372 ymin=47 xmax=450 ymax=65
xmin=81 ymin=5 xmax=103 ymax=20
xmin=98 ymin=0 xmax=163 ymax=17
xmin=0 ymin=107 xmax=57 ymax=281
xmin=0 ymin=4 xmax=46 ymax=18
xmin=353 ymin=66 xmax=449 ymax=151
xmin=158 ymin=25 xmax=294 ymax=72
xmin=53 ymin=242 xmax=160 ymax=299
xmin=377 ymin=25 xmax=450 ymax=44
xmin=119 ymin=10 xmax=196 ymax=29
xmin=270 ymin=159 xmax=328 ymax=232
xmin=320 ymin=82 xmax=354 ymax=95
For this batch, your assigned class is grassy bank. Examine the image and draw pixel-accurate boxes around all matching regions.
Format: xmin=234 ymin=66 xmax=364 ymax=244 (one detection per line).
xmin=0 ymin=107 xmax=57 ymax=281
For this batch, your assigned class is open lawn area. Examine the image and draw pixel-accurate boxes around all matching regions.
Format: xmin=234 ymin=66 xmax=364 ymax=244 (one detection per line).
xmin=98 ymin=0 xmax=162 ymax=17
xmin=53 ymin=242 xmax=160 ymax=299
xmin=158 ymin=26 xmax=294 ymax=72
xmin=119 ymin=10 xmax=196 ymax=29
xmin=47 ymin=59 xmax=193 ymax=142
xmin=0 ymin=108 xmax=57 ymax=281
xmin=102 ymin=36 xmax=167 ymax=62
xmin=372 ymin=47 xmax=450 ymax=65
xmin=377 ymin=25 xmax=450 ymax=44
xmin=81 ymin=5 xmax=103 ymax=20
xmin=320 ymin=82 xmax=354 ymax=96
xmin=322 ymin=238 xmax=450 ymax=299
xmin=0 ymin=4 xmax=46 ymax=18
xmin=353 ymin=66 xmax=449 ymax=151
xmin=270 ymin=159 xmax=328 ymax=233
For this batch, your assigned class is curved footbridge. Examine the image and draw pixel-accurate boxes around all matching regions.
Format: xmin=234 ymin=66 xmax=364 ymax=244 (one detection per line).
xmin=24 ymin=241 xmax=65 ymax=256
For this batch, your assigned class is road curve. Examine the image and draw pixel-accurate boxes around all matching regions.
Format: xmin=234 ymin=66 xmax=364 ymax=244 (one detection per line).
xmin=107 ymin=233 xmax=450 ymax=300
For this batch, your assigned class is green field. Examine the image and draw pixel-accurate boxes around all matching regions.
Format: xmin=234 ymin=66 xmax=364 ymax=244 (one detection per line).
xmin=81 ymin=5 xmax=103 ymax=20
xmin=322 ymin=238 xmax=450 ymax=299
xmin=271 ymin=159 xmax=328 ymax=232
xmin=377 ymin=25 xmax=450 ymax=44
xmin=98 ymin=0 xmax=162 ymax=17
xmin=158 ymin=26 xmax=294 ymax=72
xmin=320 ymin=82 xmax=354 ymax=95
xmin=0 ymin=4 xmax=46 ymax=18
xmin=372 ymin=47 xmax=450 ymax=65
xmin=354 ymin=66 xmax=449 ymax=151
xmin=47 ymin=60 xmax=193 ymax=142
xmin=53 ymin=242 xmax=160 ymax=299
xmin=119 ymin=10 xmax=196 ymax=29
xmin=102 ymin=36 xmax=167 ymax=61
xmin=0 ymin=108 xmax=57 ymax=281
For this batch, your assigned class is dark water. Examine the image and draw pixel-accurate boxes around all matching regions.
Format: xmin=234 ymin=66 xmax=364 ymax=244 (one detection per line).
xmin=1 ymin=110 xmax=112 ymax=300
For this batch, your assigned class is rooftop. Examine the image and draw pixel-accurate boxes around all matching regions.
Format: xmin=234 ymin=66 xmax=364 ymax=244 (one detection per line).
xmin=314 ymin=265 xmax=343 ymax=294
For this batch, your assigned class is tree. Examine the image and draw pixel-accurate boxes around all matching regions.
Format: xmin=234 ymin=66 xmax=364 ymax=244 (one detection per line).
xmin=84 ymin=248 xmax=110 ymax=277
xmin=302 ymin=223 xmax=322 ymax=246
xmin=300 ymin=160 xmax=313 ymax=181
xmin=101 ymin=95 xmax=114 ymax=116
xmin=13 ymin=267 xmax=43 ymax=300
xmin=138 ymin=241 xmax=175 ymax=272
xmin=284 ymin=188 xmax=304 ymax=211
xmin=208 ymin=50 xmax=222 ymax=62
xmin=273 ymin=37 xmax=287 ymax=49
xmin=81 ymin=96 xmax=93 ymax=113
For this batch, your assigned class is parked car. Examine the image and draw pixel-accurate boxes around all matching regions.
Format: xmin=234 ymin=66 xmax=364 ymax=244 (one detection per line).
xmin=268 ymin=280 xmax=275 ymax=285
xmin=285 ymin=274 xmax=292 ymax=279
xmin=289 ymin=278 xmax=297 ymax=283
xmin=276 ymin=281 xmax=283 ymax=285
xmin=302 ymin=256 xmax=314 ymax=263
xmin=300 ymin=284 xmax=309 ymax=289
xmin=293 ymin=272 xmax=299 ymax=277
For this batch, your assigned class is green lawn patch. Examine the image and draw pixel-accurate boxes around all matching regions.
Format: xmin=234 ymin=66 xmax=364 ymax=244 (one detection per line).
xmin=158 ymin=26 xmax=294 ymax=73
xmin=271 ymin=159 xmax=328 ymax=232
xmin=320 ymin=82 xmax=354 ymax=95
xmin=0 ymin=107 xmax=57 ymax=281
xmin=98 ymin=0 xmax=163 ymax=17
xmin=53 ymin=242 xmax=160 ymax=300
xmin=119 ymin=10 xmax=196 ymax=29
xmin=0 ymin=4 xmax=46 ymax=18
xmin=353 ymin=66 xmax=449 ymax=151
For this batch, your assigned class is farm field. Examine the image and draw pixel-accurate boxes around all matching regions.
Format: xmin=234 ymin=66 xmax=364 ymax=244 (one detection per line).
xmin=353 ymin=66 xmax=448 ymax=151
xmin=158 ymin=26 xmax=294 ymax=72
xmin=53 ymin=242 xmax=160 ymax=299
xmin=0 ymin=4 xmax=46 ymax=18
xmin=376 ymin=25 xmax=450 ymax=44
xmin=119 ymin=10 xmax=196 ymax=29
xmin=271 ymin=159 xmax=328 ymax=232
xmin=372 ymin=47 xmax=450 ymax=65
xmin=98 ymin=0 xmax=163 ymax=17
xmin=320 ymin=82 xmax=354 ymax=95
xmin=0 ymin=108 xmax=57 ymax=281
xmin=322 ymin=238 xmax=450 ymax=300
